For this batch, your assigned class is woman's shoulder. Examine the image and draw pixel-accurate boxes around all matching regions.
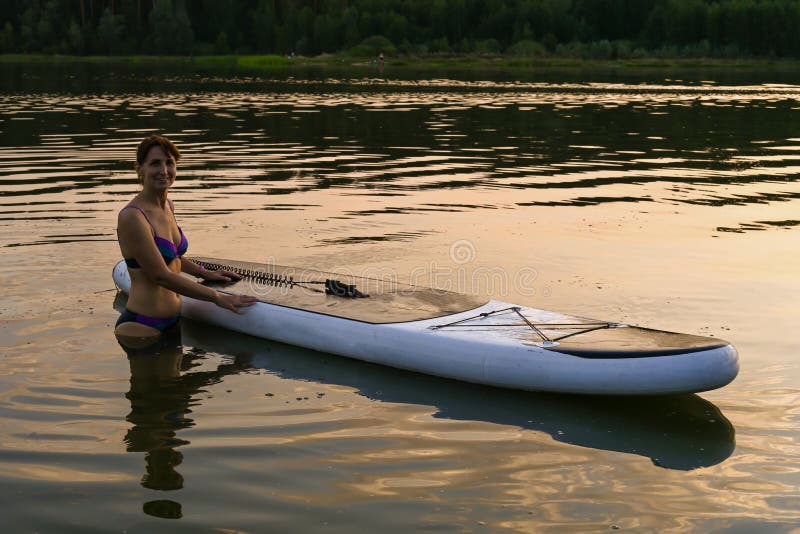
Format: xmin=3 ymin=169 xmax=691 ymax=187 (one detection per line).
xmin=118 ymin=204 xmax=149 ymax=228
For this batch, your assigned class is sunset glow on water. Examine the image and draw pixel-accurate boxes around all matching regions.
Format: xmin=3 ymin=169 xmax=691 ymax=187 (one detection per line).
xmin=1 ymin=67 xmax=798 ymax=531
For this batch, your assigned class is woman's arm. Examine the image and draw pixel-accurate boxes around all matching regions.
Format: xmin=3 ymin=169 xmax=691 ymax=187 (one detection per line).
xmin=180 ymin=257 xmax=207 ymax=278
xmin=180 ymin=257 xmax=242 ymax=283
xmin=118 ymin=210 xmax=256 ymax=312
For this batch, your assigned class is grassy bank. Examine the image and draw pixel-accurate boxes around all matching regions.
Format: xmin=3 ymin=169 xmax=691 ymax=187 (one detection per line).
xmin=3 ymin=53 xmax=800 ymax=72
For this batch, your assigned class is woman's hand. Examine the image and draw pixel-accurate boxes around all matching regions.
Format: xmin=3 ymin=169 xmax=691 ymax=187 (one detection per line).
xmin=213 ymin=292 xmax=258 ymax=313
xmin=202 ymin=269 xmax=242 ymax=283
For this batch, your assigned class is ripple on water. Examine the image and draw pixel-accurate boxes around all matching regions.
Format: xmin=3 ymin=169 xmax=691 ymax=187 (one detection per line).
xmin=0 ymin=77 xmax=798 ymax=531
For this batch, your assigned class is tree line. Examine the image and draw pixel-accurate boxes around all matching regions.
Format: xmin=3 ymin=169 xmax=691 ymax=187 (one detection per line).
xmin=3 ymin=0 xmax=800 ymax=59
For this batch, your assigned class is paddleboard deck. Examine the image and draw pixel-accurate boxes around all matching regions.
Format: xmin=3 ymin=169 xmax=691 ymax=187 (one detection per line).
xmin=189 ymin=256 xmax=488 ymax=324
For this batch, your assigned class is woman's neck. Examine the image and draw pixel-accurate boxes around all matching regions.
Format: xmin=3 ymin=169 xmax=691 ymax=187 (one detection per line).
xmin=136 ymin=189 xmax=169 ymax=209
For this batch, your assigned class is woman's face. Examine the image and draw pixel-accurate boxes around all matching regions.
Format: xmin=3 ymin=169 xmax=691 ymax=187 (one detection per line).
xmin=137 ymin=145 xmax=177 ymax=191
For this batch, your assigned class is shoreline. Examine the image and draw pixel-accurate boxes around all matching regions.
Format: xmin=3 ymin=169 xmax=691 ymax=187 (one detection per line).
xmin=3 ymin=53 xmax=800 ymax=72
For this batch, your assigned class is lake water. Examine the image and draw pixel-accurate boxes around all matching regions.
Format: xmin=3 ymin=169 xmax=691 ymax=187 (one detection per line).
xmin=1 ymin=63 xmax=798 ymax=532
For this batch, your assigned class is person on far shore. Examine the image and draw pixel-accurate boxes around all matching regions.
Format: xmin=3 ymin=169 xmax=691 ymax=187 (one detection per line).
xmin=115 ymin=134 xmax=256 ymax=348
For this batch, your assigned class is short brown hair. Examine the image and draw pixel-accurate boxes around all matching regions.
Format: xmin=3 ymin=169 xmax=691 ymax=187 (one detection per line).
xmin=136 ymin=134 xmax=181 ymax=165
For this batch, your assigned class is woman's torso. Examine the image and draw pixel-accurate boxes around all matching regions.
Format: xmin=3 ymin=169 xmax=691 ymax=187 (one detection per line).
xmin=118 ymin=200 xmax=185 ymax=318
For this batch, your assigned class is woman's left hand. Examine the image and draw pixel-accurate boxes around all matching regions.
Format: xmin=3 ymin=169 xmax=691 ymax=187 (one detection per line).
xmin=203 ymin=269 xmax=242 ymax=283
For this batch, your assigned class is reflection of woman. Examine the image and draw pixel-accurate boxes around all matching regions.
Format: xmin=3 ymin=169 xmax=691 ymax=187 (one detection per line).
xmin=123 ymin=335 xmax=252 ymax=517
xmin=124 ymin=341 xmax=189 ymax=494
xmin=115 ymin=135 xmax=255 ymax=346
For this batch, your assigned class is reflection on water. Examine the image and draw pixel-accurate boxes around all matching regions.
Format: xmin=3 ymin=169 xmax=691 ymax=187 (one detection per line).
xmin=124 ymin=338 xmax=187 ymax=519
xmin=126 ymin=347 xmax=253 ymax=519
xmin=1 ymin=69 xmax=798 ymax=531
xmin=110 ymin=313 xmax=738 ymax=529
xmin=181 ymin=319 xmax=735 ymax=472
xmin=2 ymin=79 xmax=800 ymax=252
xmin=117 ymin=303 xmax=255 ymax=518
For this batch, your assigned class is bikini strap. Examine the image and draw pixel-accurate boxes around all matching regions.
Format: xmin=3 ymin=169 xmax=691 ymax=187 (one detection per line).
xmin=167 ymin=199 xmax=182 ymax=230
xmin=120 ymin=205 xmax=156 ymax=232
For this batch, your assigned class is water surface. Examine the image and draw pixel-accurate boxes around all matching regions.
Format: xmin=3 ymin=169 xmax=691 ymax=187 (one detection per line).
xmin=1 ymin=66 xmax=798 ymax=532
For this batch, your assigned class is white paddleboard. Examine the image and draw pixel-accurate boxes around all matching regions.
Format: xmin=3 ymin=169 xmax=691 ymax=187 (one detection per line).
xmin=113 ymin=256 xmax=739 ymax=395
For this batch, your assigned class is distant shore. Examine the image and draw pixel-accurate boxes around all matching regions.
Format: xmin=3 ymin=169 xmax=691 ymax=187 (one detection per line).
xmin=3 ymin=53 xmax=800 ymax=72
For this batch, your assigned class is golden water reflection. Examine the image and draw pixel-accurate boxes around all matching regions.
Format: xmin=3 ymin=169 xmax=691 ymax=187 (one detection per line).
xmin=105 ymin=313 xmax=741 ymax=525
xmin=1 ymin=76 xmax=798 ymax=530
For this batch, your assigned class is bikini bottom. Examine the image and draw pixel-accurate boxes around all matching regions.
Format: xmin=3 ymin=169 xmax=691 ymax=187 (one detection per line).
xmin=116 ymin=308 xmax=180 ymax=332
xmin=116 ymin=309 xmax=182 ymax=357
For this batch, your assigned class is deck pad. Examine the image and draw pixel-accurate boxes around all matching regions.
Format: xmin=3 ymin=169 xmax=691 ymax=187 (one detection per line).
xmin=423 ymin=305 xmax=727 ymax=359
xmin=541 ymin=326 xmax=728 ymax=358
xmin=191 ymin=256 xmax=488 ymax=324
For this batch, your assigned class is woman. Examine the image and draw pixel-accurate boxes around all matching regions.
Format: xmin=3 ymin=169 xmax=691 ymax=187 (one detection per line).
xmin=115 ymin=135 xmax=256 ymax=344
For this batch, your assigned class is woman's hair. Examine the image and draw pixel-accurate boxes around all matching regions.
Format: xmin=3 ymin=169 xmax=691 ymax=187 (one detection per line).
xmin=136 ymin=134 xmax=181 ymax=165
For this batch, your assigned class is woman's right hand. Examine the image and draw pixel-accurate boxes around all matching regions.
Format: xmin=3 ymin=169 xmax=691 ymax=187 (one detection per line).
xmin=213 ymin=292 xmax=258 ymax=313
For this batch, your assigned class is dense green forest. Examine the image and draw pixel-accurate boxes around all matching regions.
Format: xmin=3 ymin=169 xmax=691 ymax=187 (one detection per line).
xmin=3 ymin=0 xmax=800 ymax=59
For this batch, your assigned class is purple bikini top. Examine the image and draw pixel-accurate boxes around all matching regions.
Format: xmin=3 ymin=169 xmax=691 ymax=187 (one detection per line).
xmin=121 ymin=202 xmax=188 ymax=268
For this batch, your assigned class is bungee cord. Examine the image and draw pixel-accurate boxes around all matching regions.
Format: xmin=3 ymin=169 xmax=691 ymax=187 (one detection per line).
xmin=430 ymin=306 xmax=617 ymax=344
xmin=191 ymin=258 xmax=369 ymax=298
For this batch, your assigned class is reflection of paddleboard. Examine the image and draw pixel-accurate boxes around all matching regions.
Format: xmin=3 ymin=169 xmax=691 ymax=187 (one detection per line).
xmin=112 ymin=256 xmax=739 ymax=395
xmin=177 ymin=317 xmax=736 ymax=471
